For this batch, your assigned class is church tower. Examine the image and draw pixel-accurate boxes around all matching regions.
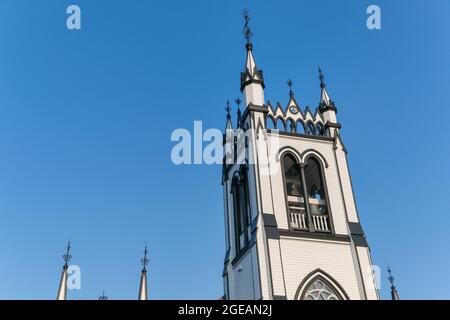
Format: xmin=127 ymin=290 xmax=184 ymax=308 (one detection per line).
xmin=221 ymin=12 xmax=379 ymax=300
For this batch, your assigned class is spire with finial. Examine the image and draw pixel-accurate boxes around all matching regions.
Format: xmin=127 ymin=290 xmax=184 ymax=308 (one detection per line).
xmin=387 ymin=265 xmax=400 ymax=300
xmin=318 ymin=66 xmax=331 ymax=106
xmin=98 ymin=290 xmax=108 ymax=300
xmin=317 ymin=66 xmax=337 ymax=117
xmin=138 ymin=245 xmax=149 ymax=300
xmin=240 ymin=9 xmax=265 ymax=96
xmin=56 ymin=240 xmax=72 ymax=300
xmin=235 ymin=97 xmax=242 ymax=129
xmin=243 ymin=9 xmax=253 ymax=47
xmin=225 ymin=99 xmax=233 ymax=130
xmin=287 ymin=79 xmax=294 ymax=98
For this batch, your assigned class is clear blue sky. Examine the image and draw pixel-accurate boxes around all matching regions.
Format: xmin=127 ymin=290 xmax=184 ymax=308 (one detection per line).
xmin=0 ymin=0 xmax=449 ymax=300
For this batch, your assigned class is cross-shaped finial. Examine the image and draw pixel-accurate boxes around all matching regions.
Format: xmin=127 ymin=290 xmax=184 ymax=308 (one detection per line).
xmin=141 ymin=245 xmax=149 ymax=271
xmin=318 ymin=66 xmax=326 ymax=89
xmin=235 ymin=97 xmax=242 ymax=109
xmin=387 ymin=265 xmax=395 ymax=286
xmin=243 ymin=9 xmax=253 ymax=44
xmin=62 ymin=240 xmax=72 ymax=267
xmin=226 ymin=99 xmax=231 ymax=118
xmin=287 ymin=79 xmax=294 ymax=98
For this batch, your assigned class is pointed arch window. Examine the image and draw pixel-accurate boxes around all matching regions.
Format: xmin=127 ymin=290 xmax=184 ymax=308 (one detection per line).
xmin=303 ymin=278 xmax=341 ymax=300
xmin=282 ymin=152 xmax=331 ymax=233
xmin=304 ymin=156 xmax=330 ymax=232
xmin=282 ymin=154 xmax=307 ymax=230
xmin=231 ymin=168 xmax=252 ymax=254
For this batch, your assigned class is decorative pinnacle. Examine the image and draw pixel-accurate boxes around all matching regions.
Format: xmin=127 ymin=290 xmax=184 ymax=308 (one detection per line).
xmin=318 ymin=66 xmax=326 ymax=89
xmin=226 ymin=100 xmax=231 ymax=119
xmin=98 ymin=290 xmax=108 ymax=300
xmin=287 ymin=79 xmax=294 ymax=98
xmin=242 ymin=9 xmax=253 ymax=46
xmin=235 ymin=97 xmax=242 ymax=111
xmin=62 ymin=240 xmax=72 ymax=268
xmin=141 ymin=245 xmax=149 ymax=271
xmin=387 ymin=265 xmax=395 ymax=287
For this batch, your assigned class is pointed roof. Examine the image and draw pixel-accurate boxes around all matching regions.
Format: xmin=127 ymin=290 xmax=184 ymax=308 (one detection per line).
xmin=240 ymin=10 xmax=265 ymax=92
xmin=138 ymin=246 xmax=149 ymax=300
xmin=318 ymin=67 xmax=336 ymax=113
xmin=387 ymin=266 xmax=400 ymax=300
xmin=225 ymin=100 xmax=233 ymax=131
xmin=235 ymin=98 xmax=242 ymax=129
xmin=240 ymin=43 xmax=265 ymax=92
xmin=56 ymin=241 xmax=72 ymax=300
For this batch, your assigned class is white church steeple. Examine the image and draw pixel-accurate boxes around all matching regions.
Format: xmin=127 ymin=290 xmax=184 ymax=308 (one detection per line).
xmin=240 ymin=10 xmax=265 ymax=107
xmin=138 ymin=245 xmax=149 ymax=300
xmin=221 ymin=11 xmax=380 ymax=301
xmin=56 ymin=241 xmax=72 ymax=300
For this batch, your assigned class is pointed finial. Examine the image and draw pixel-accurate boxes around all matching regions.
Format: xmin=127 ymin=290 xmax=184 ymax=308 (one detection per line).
xmin=98 ymin=290 xmax=108 ymax=300
xmin=318 ymin=66 xmax=326 ymax=89
xmin=242 ymin=9 xmax=253 ymax=49
xmin=235 ymin=98 xmax=242 ymax=128
xmin=287 ymin=79 xmax=294 ymax=98
xmin=141 ymin=245 xmax=149 ymax=272
xmin=387 ymin=264 xmax=400 ymax=300
xmin=226 ymin=99 xmax=232 ymax=119
xmin=235 ymin=97 xmax=242 ymax=111
xmin=62 ymin=240 xmax=72 ymax=268
xmin=387 ymin=265 xmax=395 ymax=286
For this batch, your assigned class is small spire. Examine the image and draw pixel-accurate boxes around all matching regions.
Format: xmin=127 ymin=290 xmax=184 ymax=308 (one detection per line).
xmin=240 ymin=9 xmax=265 ymax=94
xmin=141 ymin=245 xmax=149 ymax=272
xmin=98 ymin=290 xmax=108 ymax=300
xmin=318 ymin=66 xmax=334 ymax=109
xmin=63 ymin=240 xmax=72 ymax=269
xmin=387 ymin=265 xmax=400 ymax=300
xmin=138 ymin=245 xmax=149 ymax=300
xmin=225 ymin=99 xmax=233 ymax=130
xmin=57 ymin=240 xmax=72 ymax=300
xmin=243 ymin=9 xmax=253 ymax=47
xmin=287 ymin=79 xmax=294 ymax=98
xmin=318 ymin=66 xmax=326 ymax=89
xmin=235 ymin=98 xmax=242 ymax=129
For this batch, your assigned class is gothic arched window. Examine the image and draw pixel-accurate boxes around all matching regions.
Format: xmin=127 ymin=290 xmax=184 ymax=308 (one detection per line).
xmin=283 ymin=154 xmax=302 ymax=197
xmin=304 ymin=156 xmax=329 ymax=231
xmin=282 ymin=154 xmax=307 ymax=230
xmin=231 ymin=168 xmax=252 ymax=254
xmin=303 ymin=278 xmax=341 ymax=300
xmin=282 ymin=152 xmax=332 ymax=233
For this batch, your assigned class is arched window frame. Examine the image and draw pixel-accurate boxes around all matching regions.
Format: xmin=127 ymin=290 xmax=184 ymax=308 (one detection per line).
xmin=303 ymin=153 xmax=334 ymax=233
xmin=279 ymin=148 xmax=334 ymax=234
xmin=230 ymin=165 xmax=252 ymax=256
xmin=294 ymin=269 xmax=349 ymax=300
